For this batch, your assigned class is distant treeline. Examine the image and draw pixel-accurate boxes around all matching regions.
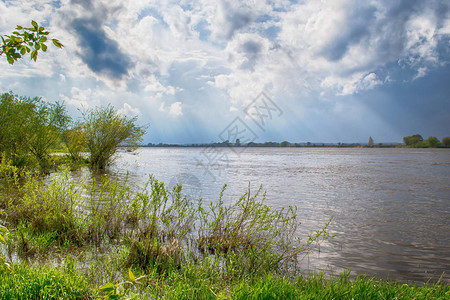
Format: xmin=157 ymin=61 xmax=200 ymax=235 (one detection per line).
xmin=144 ymin=141 xmax=402 ymax=148
xmin=145 ymin=135 xmax=450 ymax=148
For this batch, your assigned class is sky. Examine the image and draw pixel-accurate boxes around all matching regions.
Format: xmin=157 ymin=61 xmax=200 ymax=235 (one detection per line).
xmin=1 ymin=0 xmax=449 ymax=144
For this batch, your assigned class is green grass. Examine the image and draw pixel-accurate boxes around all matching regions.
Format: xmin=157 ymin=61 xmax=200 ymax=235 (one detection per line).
xmin=232 ymin=273 xmax=449 ymax=300
xmin=0 ymin=263 xmax=90 ymax=300
xmin=0 ymin=264 xmax=447 ymax=299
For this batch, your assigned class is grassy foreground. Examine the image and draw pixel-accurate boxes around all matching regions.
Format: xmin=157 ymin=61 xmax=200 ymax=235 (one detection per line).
xmin=0 ymin=161 xmax=448 ymax=299
xmin=0 ymin=264 xmax=448 ymax=299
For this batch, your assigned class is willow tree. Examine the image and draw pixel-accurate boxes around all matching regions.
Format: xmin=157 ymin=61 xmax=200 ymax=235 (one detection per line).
xmin=28 ymin=99 xmax=70 ymax=169
xmin=82 ymin=105 xmax=146 ymax=170
xmin=0 ymin=92 xmax=69 ymax=169
xmin=0 ymin=93 xmax=36 ymax=166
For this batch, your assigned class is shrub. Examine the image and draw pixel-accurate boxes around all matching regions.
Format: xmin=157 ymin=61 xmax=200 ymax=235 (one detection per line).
xmin=81 ymin=105 xmax=146 ymax=170
xmin=0 ymin=92 xmax=70 ymax=171
xmin=426 ymin=136 xmax=441 ymax=148
xmin=443 ymin=137 xmax=450 ymax=147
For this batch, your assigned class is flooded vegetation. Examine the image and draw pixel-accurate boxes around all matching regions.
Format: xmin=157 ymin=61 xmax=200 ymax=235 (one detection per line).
xmin=1 ymin=149 xmax=449 ymax=298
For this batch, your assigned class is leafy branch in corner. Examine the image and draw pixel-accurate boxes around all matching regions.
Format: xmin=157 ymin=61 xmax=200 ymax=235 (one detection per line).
xmin=0 ymin=20 xmax=63 ymax=64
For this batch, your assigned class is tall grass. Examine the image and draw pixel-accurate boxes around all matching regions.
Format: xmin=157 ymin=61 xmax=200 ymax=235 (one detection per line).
xmin=0 ymin=260 xmax=90 ymax=300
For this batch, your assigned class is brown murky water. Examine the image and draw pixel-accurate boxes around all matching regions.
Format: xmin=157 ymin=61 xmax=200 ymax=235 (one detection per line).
xmin=87 ymin=147 xmax=450 ymax=283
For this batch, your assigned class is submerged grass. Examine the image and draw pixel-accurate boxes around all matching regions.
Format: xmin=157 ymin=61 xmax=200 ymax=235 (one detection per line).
xmin=0 ymin=160 xmax=448 ymax=299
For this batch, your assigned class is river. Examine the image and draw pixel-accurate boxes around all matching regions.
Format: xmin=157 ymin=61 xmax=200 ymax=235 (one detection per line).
xmin=95 ymin=147 xmax=449 ymax=283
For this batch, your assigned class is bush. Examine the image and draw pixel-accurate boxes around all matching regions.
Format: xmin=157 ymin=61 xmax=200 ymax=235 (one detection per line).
xmin=0 ymin=92 xmax=70 ymax=170
xmin=403 ymin=134 xmax=423 ymax=146
xmin=81 ymin=105 xmax=146 ymax=170
xmin=426 ymin=136 xmax=441 ymax=148
xmin=3 ymin=167 xmax=84 ymax=251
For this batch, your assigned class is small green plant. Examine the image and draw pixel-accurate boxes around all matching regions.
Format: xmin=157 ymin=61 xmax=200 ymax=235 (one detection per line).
xmin=98 ymin=268 xmax=146 ymax=300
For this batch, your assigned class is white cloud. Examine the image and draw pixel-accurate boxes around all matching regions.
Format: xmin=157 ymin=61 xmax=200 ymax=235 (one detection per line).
xmin=59 ymin=87 xmax=103 ymax=109
xmin=414 ymin=67 xmax=428 ymax=80
xmin=321 ymin=72 xmax=383 ymax=96
xmin=117 ymin=102 xmax=141 ymax=116
xmin=158 ymin=101 xmax=183 ymax=117
xmin=2 ymin=0 xmax=448 ymax=101
xmin=159 ymin=101 xmax=167 ymax=112
xmin=360 ymin=73 xmax=383 ymax=91
xmin=169 ymin=102 xmax=183 ymax=117
xmin=404 ymin=13 xmax=438 ymax=65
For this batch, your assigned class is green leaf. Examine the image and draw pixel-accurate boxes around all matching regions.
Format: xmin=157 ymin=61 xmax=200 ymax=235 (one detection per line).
xmin=128 ymin=269 xmax=135 ymax=282
xmin=4 ymin=262 xmax=11 ymax=272
xmin=99 ymin=282 xmax=115 ymax=292
xmin=35 ymin=43 xmax=41 ymax=50
xmin=100 ymin=282 xmax=115 ymax=290
xmin=31 ymin=20 xmax=38 ymax=29
xmin=39 ymin=36 xmax=47 ymax=43
xmin=41 ymin=44 xmax=47 ymax=52
xmin=38 ymin=27 xmax=45 ymax=33
xmin=52 ymin=39 xmax=63 ymax=48
xmin=16 ymin=25 xmax=23 ymax=30
xmin=7 ymin=56 xmax=14 ymax=64
xmin=31 ymin=50 xmax=37 ymax=61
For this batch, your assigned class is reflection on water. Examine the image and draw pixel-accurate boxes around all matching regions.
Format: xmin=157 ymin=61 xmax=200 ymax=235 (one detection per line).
xmin=84 ymin=147 xmax=449 ymax=283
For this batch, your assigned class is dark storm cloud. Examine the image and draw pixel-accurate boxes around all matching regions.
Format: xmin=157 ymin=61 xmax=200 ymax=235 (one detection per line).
xmin=220 ymin=0 xmax=253 ymax=40
xmin=72 ymin=18 xmax=133 ymax=80
xmin=67 ymin=0 xmax=134 ymax=80
xmin=363 ymin=65 xmax=450 ymax=138
xmin=226 ymin=12 xmax=251 ymax=39
xmin=239 ymin=40 xmax=262 ymax=71
xmin=322 ymin=0 xmax=449 ymax=64
xmin=70 ymin=0 xmax=94 ymax=10
xmin=322 ymin=5 xmax=377 ymax=61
